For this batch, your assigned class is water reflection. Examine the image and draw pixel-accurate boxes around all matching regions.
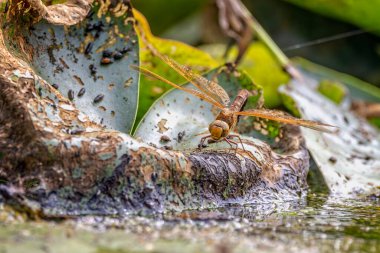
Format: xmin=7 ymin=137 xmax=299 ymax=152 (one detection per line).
xmin=1 ymin=193 xmax=380 ymax=252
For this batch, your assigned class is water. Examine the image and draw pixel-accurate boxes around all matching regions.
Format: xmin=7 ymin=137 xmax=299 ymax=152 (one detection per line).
xmin=1 ymin=192 xmax=379 ymax=253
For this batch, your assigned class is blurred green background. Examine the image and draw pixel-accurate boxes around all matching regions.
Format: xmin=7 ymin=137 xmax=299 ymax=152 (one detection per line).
xmin=132 ymin=0 xmax=380 ymax=87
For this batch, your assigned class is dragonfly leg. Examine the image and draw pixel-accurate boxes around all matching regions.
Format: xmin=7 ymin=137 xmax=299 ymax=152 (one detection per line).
xmin=224 ymin=138 xmax=238 ymax=153
xmin=198 ymin=135 xmax=211 ymax=150
xmin=227 ymin=134 xmax=246 ymax=152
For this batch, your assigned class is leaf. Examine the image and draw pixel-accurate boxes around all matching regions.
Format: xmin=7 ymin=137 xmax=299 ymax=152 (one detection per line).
xmin=133 ymin=10 xmax=219 ymax=126
xmin=25 ymin=1 xmax=139 ymax=133
xmin=294 ymin=58 xmax=380 ymax=102
xmin=199 ymin=43 xmax=290 ymax=108
xmin=294 ymin=57 xmax=380 ymax=128
xmin=285 ymin=0 xmax=380 ymax=35
xmin=279 ymin=65 xmax=380 ymax=197
xmin=134 ymin=66 xmax=290 ymax=151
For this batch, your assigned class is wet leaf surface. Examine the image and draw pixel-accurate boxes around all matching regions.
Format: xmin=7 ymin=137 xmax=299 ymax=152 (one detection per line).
xmin=280 ymin=64 xmax=380 ymax=196
xmin=1 ymin=193 xmax=380 ymax=253
xmin=26 ymin=2 xmax=139 ymax=133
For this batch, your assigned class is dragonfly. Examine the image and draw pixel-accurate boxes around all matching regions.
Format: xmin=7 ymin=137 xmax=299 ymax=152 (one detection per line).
xmin=131 ymin=52 xmax=336 ymax=150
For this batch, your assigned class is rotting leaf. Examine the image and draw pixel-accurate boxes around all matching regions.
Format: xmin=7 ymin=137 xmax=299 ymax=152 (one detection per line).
xmin=0 ymin=0 xmax=315 ymax=216
xmin=24 ymin=0 xmax=139 ymax=133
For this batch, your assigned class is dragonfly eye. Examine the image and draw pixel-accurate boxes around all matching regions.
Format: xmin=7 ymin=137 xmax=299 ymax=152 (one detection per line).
xmin=209 ymin=120 xmax=229 ymax=140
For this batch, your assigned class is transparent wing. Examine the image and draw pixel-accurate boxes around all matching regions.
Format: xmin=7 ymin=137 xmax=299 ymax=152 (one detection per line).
xmin=235 ymin=109 xmax=338 ymax=133
xmin=130 ymin=65 xmax=225 ymax=109
xmin=150 ymin=49 xmax=231 ymax=107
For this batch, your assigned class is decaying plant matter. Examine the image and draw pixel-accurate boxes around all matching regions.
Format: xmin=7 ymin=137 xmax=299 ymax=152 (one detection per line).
xmin=0 ymin=0 xmax=312 ymax=217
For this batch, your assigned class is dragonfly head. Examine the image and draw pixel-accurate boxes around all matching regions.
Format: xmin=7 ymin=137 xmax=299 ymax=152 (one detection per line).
xmin=209 ymin=120 xmax=230 ymax=140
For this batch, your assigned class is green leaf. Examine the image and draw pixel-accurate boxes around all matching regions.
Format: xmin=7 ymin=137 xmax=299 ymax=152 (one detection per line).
xmin=25 ymin=3 xmax=139 ymax=133
xmin=317 ymin=80 xmax=347 ymax=104
xmin=200 ymin=43 xmax=290 ymax=109
xmin=293 ymin=58 xmax=380 ymax=102
xmin=285 ymin=0 xmax=380 ymax=35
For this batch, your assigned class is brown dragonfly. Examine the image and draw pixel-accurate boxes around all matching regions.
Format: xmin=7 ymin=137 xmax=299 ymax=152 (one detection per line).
xmin=131 ymin=53 xmax=336 ymax=149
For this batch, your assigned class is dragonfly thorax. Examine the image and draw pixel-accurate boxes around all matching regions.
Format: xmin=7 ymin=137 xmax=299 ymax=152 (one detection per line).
xmin=209 ymin=120 xmax=230 ymax=140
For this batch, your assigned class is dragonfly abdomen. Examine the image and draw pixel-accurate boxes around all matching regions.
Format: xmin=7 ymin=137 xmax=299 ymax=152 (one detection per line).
xmin=229 ymin=89 xmax=249 ymax=113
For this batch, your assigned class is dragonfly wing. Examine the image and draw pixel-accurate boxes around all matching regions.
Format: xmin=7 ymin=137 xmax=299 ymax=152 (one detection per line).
xmin=235 ymin=108 xmax=338 ymax=133
xmin=151 ymin=49 xmax=231 ymax=107
xmin=130 ymin=65 xmax=225 ymax=109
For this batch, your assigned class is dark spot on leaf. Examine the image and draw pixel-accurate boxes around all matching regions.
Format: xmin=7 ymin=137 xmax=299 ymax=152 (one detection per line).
xmin=85 ymin=42 xmax=94 ymax=55
xmin=68 ymin=89 xmax=74 ymax=101
xmin=163 ymin=145 xmax=173 ymax=150
xmin=343 ymin=116 xmax=349 ymax=124
xmin=160 ymin=135 xmax=171 ymax=143
xmin=69 ymin=129 xmax=85 ymax=135
xmin=113 ymin=51 xmax=124 ymax=60
xmin=108 ymin=83 xmax=115 ymax=90
xmin=89 ymin=64 xmax=97 ymax=74
xmin=148 ymin=143 xmax=157 ymax=148
xmin=177 ymin=131 xmax=185 ymax=143
xmin=329 ymin=157 xmax=337 ymax=164
xmin=120 ymin=46 xmax=131 ymax=54
xmin=52 ymin=83 xmax=59 ymax=89
xmin=78 ymin=88 xmax=86 ymax=97
xmin=102 ymin=49 xmax=113 ymax=58
xmin=124 ymin=77 xmax=133 ymax=88
xmin=73 ymin=75 xmax=85 ymax=86
xmin=59 ymin=58 xmax=69 ymax=69
xmin=93 ymin=94 xmax=104 ymax=103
